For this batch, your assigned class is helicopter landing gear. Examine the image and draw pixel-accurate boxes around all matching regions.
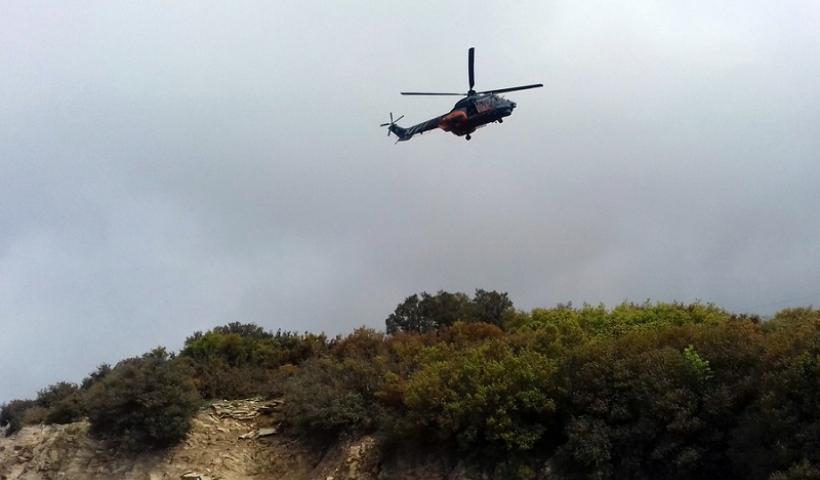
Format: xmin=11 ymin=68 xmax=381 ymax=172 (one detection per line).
xmin=498 ymin=119 xmax=503 ymax=123
xmin=465 ymin=134 xmax=471 ymax=141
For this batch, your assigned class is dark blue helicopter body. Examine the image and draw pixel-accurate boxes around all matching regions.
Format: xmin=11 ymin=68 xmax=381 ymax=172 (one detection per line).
xmin=382 ymin=48 xmax=541 ymax=141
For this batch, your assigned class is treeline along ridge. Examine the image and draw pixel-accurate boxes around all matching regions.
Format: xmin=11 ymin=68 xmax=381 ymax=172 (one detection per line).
xmin=3 ymin=290 xmax=820 ymax=480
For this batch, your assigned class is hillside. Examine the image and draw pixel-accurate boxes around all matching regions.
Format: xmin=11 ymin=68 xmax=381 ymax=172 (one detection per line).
xmin=0 ymin=399 xmax=470 ymax=480
xmin=3 ymin=292 xmax=820 ymax=480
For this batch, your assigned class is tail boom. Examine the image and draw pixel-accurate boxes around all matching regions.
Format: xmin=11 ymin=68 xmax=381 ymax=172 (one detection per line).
xmin=389 ymin=124 xmax=412 ymax=141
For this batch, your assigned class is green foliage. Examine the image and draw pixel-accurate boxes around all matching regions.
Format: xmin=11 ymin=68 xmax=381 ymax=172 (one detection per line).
xmin=386 ymin=291 xmax=472 ymax=334
xmin=211 ymin=321 xmax=273 ymax=339
xmin=283 ymin=355 xmax=387 ymax=436
xmin=770 ymin=460 xmax=820 ymax=480
xmin=181 ymin=323 xmax=327 ymax=399
xmin=0 ymin=383 xmax=85 ymax=436
xmin=471 ymin=289 xmax=514 ymax=327
xmin=730 ymin=328 xmax=820 ymax=480
xmin=81 ymin=364 xmax=112 ymax=390
xmin=385 ymin=289 xmax=513 ymax=334
xmin=1 ymin=364 xmax=115 ymax=436
xmin=36 ymin=381 xmax=84 ymax=424
xmin=561 ymin=346 xmax=697 ymax=479
xmin=403 ymin=340 xmax=558 ymax=454
xmin=0 ymin=399 xmax=37 ymax=436
xmin=85 ymin=347 xmax=200 ymax=450
xmin=605 ymin=301 xmax=729 ymax=333
xmin=556 ymin=320 xmax=766 ymax=480
xmin=508 ymin=306 xmax=589 ymax=358
xmin=683 ymin=345 xmax=713 ymax=383
xmin=11 ymin=297 xmax=820 ymax=479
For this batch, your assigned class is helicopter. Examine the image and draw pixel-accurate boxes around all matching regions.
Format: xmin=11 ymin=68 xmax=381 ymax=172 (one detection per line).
xmin=381 ymin=47 xmax=542 ymax=142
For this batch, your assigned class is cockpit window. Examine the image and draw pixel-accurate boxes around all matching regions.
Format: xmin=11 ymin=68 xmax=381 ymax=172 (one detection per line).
xmin=475 ymin=96 xmax=494 ymax=113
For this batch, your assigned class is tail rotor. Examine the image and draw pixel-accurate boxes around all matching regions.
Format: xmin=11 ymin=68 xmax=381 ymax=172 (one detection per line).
xmin=380 ymin=112 xmax=405 ymax=136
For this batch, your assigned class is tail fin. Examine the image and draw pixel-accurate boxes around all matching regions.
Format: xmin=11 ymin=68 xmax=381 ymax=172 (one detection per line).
xmin=388 ymin=123 xmax=411 ymax=142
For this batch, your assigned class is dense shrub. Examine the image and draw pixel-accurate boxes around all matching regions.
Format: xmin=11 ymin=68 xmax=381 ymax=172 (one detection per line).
xmin=559 ymin=343 xmax=720 ymax=479
xmin=282 ymin=328 xmax=388 ymax=436
xmin=10 ymin=296 xmax=820 ymax=480
xmin=284 ymin=301 xmax=820 ymax=479
xmin=35 ymin=381 xmax=84 ymax=424
xmin=283 ymin=356 xmax=387 ymax=436
xmin=730 ymin=320 xmax=820 ymax=480
xmin=85 ymin=347 xmax=200 ymax=450
xmin=403 ymin=340 xmax=559 ymax=455
xmin=81 ymin=364 xmax=112 ymax=390
xmin=181 ymin=323 xmax=327 ymax=399
xmin=770 ymin=460 xmax=820 ymax=480
xmin=0 ymin=366 xmax=113 ymax=436
xmin=0 ymin=383 xmax=84 ymax=435
xmin=0 ymin=399 xmax=37 ymax=436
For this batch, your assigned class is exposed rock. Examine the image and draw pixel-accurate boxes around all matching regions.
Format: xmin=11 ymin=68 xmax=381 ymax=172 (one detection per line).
xmin=0 ymin=400 xmax=297 ymax=480
xmin=238 ymin=425 xmax=278 ymax=440
xmin=256 ymin=427 xmax=277 ymax=437
xmin=208 ymin=398 xmax=281 ymax=421
xmin=180 ymin=472 xmax=211 ymax=480
xmin=0 ymin=398 xmax=561 ymax=480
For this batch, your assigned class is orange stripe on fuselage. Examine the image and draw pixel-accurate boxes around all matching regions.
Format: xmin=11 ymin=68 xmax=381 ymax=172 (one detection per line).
xmin=438 ymin=110 xmax=469 ymax=133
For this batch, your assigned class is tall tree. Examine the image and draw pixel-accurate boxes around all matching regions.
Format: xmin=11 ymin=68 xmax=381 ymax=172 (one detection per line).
xmin=472 ymin=289 xmax=514 ymax=327
xmin=386 ymin=291 xmax=472 ymax=333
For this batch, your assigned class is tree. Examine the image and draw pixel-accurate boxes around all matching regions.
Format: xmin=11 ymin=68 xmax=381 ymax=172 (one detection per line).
xmin=386 ymin=290 xmax=513 ymax=334
xmin=386 ymin=291 xmax=471 ymax=334
xmin=471 ymin=289 xmax=514 ymax=327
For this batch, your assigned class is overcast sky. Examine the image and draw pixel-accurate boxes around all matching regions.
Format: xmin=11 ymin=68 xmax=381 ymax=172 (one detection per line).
xmin=2 ymin=1 xmax=820 ymax=402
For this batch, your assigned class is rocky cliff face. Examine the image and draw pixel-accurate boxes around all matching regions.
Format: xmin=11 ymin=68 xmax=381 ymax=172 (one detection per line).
xmin=0 ymin=399 xmax=480 ymax=480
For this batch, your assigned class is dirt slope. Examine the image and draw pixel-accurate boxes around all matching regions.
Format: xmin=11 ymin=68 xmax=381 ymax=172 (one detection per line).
xmin=0 ymin=399 xmax=479 ymax=480
xmin=1 ymin=399 xmax=357 ymax=480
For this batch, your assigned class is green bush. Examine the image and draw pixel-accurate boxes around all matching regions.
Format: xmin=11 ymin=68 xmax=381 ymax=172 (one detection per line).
xmin=181 ymin=323 xmax=328 ymax=399
xmin=85 ymin=347 xmax=200 ymax=450
xmin=0 ymin=399 xmax=37 ymax=436
xmin=556 ymin=319 xmax=768 ymax=480
xmin=12 ymin=296 xmax=820 ymax=479
xmin=730 ymin=331 xmax=820 ymax=480
xmin=283 ymin=355 xmax=386 ymax=436
xmin=770 ymin=460 xmax=820 ymax=480
xmin=403 ymin=340 xmax=558 ymax=455
xmin=35 ymin=381 xmax=84 ymax=424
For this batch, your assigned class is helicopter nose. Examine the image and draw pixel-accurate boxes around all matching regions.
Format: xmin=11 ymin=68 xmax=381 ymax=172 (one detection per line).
xmin=505 ymin=101 xmax=516 ymax=115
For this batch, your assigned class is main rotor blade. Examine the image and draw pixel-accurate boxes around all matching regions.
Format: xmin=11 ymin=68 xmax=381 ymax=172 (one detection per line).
xmin=468 ymin=47 xmax=475 ymax=91
xmin=400 ymin=92 xmax=466 ymax=96
xmin=478 ymin=83 xmax=544 ymax=95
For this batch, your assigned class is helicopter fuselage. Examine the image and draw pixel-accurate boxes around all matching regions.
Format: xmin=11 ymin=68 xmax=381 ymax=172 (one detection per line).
xmin=382 ymin=47 xmax=540 ymax=142
xmin=439 ymin=94 xmax=517 ymax=137
xmin=387 ymin=93 xmax=518 ymax=141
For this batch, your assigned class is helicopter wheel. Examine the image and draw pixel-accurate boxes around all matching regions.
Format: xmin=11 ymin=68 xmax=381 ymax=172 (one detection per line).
xmin=498 ymin=119 xmax=503 ymax=123
xmin=465 ymin=134 xmax=471 ymax=141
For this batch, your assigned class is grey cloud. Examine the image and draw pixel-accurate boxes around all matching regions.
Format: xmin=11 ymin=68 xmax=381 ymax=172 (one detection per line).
xmin=2 ymin=1 xmax=820 ymax=402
